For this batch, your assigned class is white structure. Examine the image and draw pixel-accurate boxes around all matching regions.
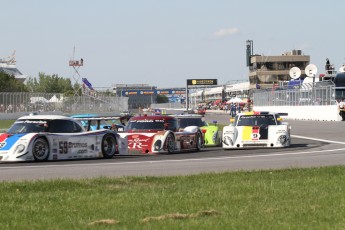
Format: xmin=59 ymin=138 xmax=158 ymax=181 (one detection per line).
xmin=188 ymin=81 xmax=250 ymax=105
xmin=204 ymin=86 xmax=223 ymax=101
xmin=0 ymin=51 xmax=27 ymax=82
xmin=224 ymin=81 xmax=250 ymax=99
xmin=254 ymin=105 xmax=341 ymax=121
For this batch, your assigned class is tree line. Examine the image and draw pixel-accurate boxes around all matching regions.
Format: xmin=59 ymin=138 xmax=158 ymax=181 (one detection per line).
xmin=0 ymin=72 xmax=77 ymax=95
xmin=0 ymin=71 xmax=168 ymax=102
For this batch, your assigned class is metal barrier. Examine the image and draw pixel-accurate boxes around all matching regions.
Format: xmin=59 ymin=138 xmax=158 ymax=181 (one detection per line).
xmin=0 ymin=92 xmax=128 ymax=119
xmin=253 ymin=82 xmax=337 ymax=106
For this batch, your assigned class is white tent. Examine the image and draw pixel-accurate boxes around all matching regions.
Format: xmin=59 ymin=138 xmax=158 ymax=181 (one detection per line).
xmin=30 ymin=97 xmax=48 ymax=103
xmin=49 ymin=95 xmax=60 ymax=103
xmin=226 ymin=97 xmax=243 ymax=104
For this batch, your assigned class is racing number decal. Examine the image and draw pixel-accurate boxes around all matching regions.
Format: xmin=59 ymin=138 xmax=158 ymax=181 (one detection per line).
xmin=59 ymin=141 xmax=68 ymax=154
xmin=251 ymin=133 xmax=260 ymax=140
xmin=251 ymin=127 xmax=260 ymax=140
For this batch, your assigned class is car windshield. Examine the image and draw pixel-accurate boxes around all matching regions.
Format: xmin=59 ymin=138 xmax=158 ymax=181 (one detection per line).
xmin=236 ymin=115 xmax=277 ymax=126
xmin=126 ymin=119 xmax=165 ymax=130
xmin=7 ymin=120 xmax=49 ymax=134
xmin=87 ymin=120 xmax=110 ymax=130
xmin=178 ymin=118 xmax=206 ymax=128
xmin=7 ymin=119 xmax=84 ymax=134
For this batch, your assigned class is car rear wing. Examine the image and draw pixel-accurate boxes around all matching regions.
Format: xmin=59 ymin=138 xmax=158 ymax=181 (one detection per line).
xmin=278 ymin=113 xmax=288 ymax=116
xmin=254 ymin=111 xmax=288 ymax=116
xmin=73 ymin=116 xmax=122 ymax=121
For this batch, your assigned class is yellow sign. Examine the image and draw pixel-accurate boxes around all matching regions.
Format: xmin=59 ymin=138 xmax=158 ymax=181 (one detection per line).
xmin=187 ymin=79 xmax=217 ymax=85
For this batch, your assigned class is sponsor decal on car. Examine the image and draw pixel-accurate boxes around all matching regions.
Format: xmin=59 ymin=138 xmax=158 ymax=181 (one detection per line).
xmin=128 ymin=137 xmax=150 ymax=149
xmin=68 ymin=142 xmax=87 ymax=148
xmin=77 ymin=149 xmax=88 ymax=154
xmin=131 ymin=119 xmax=165 ymax=123
xmin=58 ymin=141 xmax=88 ymax=154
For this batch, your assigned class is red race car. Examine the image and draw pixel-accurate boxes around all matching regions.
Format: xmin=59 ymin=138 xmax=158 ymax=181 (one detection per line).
xmin=118 ymin=115 xmax=203 ymax=154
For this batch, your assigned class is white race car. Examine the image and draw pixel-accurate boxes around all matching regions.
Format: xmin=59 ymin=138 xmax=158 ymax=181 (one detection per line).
xmin=222 ymin=111 xmax=291 ymax=149
xmin=0 ymin=115 xmax=128 ymax=162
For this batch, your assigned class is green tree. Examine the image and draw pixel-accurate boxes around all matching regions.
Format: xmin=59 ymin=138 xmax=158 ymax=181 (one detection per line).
xmin=0 ymin=72 xmax=28 ymax=92
xmin=26 ymin=73 xmax=74 ymax=93
xmin=156 ymin=94 xmax=169 ymax=103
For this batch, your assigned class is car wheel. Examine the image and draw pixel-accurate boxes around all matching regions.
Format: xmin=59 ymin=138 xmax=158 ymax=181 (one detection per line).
xmin=166 ymin=133 xmax=175 ymax=153
xmin=102 ymin=134 xmax=117 ymax=158
xmin=196 ymin=131 xmax=202 ymax=151
xmin=32 ymin=137 xmax=49 ymax=161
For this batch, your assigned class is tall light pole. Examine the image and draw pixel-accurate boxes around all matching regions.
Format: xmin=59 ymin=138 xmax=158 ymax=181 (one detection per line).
xmin=246 ymin=40 xmax=253 ymax=67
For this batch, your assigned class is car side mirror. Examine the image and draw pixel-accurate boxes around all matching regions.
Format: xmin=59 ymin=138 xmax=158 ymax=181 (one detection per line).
xmin=103 ymin=125 xmax=112 ymax=130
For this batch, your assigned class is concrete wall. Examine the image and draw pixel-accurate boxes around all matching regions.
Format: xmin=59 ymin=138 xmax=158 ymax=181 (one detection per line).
xmin=254 ymin=105 xmax=341 ymax=121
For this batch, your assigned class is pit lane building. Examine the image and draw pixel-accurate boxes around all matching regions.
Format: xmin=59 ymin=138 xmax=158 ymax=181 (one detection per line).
xmin=246 ymin=40 xmax=310 ymax=89
xmin=112 ymin=84 xmax=157 ymax=109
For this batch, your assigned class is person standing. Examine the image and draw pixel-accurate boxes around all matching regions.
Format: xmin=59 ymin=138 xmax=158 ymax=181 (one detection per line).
xmin=138 ymin=105 xmax=143 ymax=116
xmin=325 ymin=58 xmax=331 ymax=74
xmin=339 ymin=98 xmax=345 ymax=121
xmin=230 ymin=103 xmax=236 ymax=117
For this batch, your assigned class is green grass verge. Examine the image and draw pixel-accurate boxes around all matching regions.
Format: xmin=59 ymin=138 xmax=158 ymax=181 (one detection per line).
xmin=0 ymin=119 xmax=14 ymax=130
xmin=1 ymin=166 xmax=345 ymax=229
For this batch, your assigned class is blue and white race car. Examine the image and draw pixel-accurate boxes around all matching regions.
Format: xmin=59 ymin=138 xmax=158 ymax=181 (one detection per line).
xmin=0 ymin=115 xmax=128 ymax=162
xmin=222 ymin=111 xmax=291 ymax=149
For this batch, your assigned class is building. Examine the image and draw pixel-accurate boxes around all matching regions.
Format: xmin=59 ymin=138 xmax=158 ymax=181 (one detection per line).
xmin=188 ymin=81 xmax=250 ymax=108
xmin=0 ymin=51 xmax=27 ymax=83
xmin=246 ymin=40 xmax=310 ymax=89
xmin=112 ymin=84 xmax=157 ymax=109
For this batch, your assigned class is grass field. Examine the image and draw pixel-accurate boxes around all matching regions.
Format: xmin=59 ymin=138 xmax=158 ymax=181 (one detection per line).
xmin=0 ymin=119 xmax=14 ymax=130
xmin=1 ymin=166 xmax=345 ymax=229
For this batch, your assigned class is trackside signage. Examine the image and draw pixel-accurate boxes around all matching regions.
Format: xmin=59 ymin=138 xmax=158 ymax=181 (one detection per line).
xmin=187 ymin=79 xmax=218 ymax=85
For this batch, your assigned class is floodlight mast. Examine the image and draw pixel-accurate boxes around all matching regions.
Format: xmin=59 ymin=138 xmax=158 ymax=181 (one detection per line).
xmin=246 ymin=40 xmax=253 ymax=67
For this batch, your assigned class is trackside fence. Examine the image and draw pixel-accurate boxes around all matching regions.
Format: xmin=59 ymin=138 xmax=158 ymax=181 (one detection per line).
xmin=0 ymin=92 xmax=128 ymax=120
xmin=253 ymin=82 xmax=337 ymax=106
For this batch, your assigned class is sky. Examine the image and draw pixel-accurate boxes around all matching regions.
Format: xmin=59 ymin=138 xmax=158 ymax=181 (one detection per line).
xmin=1 ymin=0 xmax=345 ymax=89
